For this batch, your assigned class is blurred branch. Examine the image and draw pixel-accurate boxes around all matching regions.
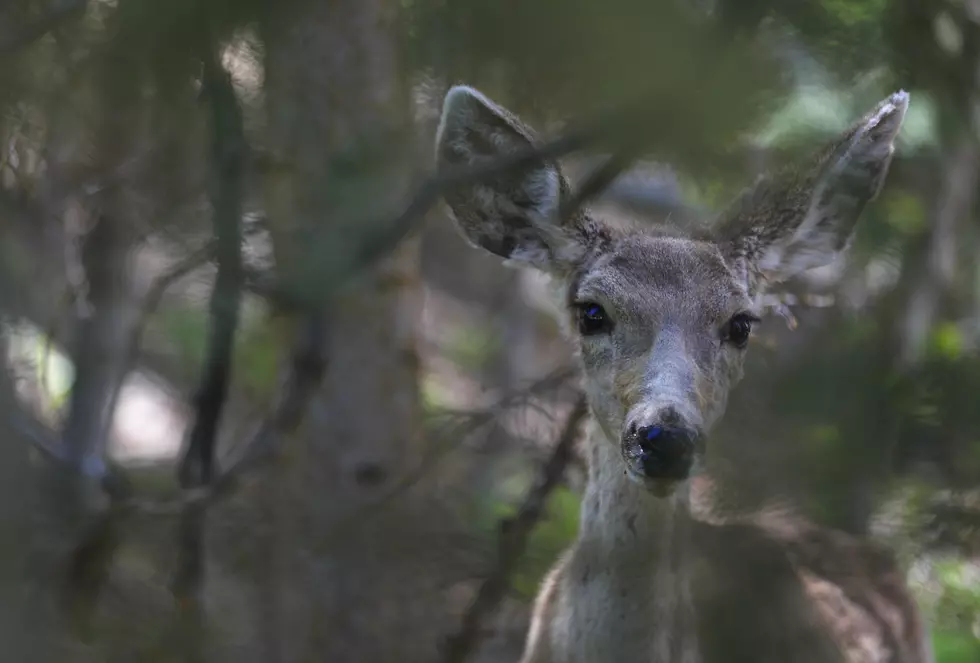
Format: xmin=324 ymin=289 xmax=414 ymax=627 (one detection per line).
xmin=17 ymin=88 xmax=647 ymax=508
xmin=266 ymin=89 xmax=673 ymax=312
xmin=19 ymin=102 xmax=605 ymax=500
xmin=176 ymin=52 xmax=247 ymax=491
xmin=64 ymin=364 xmax=573 ymax=520
xmin=171 ymin=45 xmax=247 ymax=610
xmin=50 ymin=46 xmax=149 ymax=626
xmin=442 ymin=392 xmax=588 ymax=663
xmin=314 ymin=366 xmax=581 ymax=549
xmin=560 ymin=150 xmax=640 ymax=222
xmin=206 ymin=311 xmax=326 ymax=497
xmin=0 ymin=0 xmax=88 ymax=59
xmin=106 ymin=243 xmax=213 ymax=423
xmin=131 ymin=103 xmax=644 ymax=510
xmin=595 ymin=174 xmax=707 ymax=222
xmin=59 ymin=210 xmax=127 ymax=482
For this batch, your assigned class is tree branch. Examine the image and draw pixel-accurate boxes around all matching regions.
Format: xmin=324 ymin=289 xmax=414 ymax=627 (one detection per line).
xmin=588 ymin=169 xmax=706 ymax=222
xmin=310 ymin=366 xmax=581 ymax=550
xmin=59 ymin=209 xmax=127 ymax=480
xmin=134 ymin=106 xmax=624 ymax=502
xmin=105 ymin=243 xmax=214 ymax=427
xmin=559 ymin=150 xmax=641 ymax=223
xmin=267 ymin=89 xmax=665 ymax=312
xmin=442 ymin=393 xmax=589 ymax=663
xmin=176 ymin=51 xmax=247 ymax=491
xmin=206 ymin=311 xmax=326 ymax=498
xmin=177 ymin=103 xmax=639 ymax=498
xmin=171 ymin=44 xmax=247 ymax=607
xmin=18 ymin=91 xmax=643 ymax=511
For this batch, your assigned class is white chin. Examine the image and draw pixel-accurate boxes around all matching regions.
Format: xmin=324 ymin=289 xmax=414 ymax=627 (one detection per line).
xmin=625 ymin=468 xmax=684 ymax=498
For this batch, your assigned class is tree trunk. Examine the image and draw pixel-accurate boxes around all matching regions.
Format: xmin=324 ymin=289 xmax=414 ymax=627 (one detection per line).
xmin=20 ymin=34 xmax=145 ymax=662
xmin=256 ymin=2 xmax=463 ymax=661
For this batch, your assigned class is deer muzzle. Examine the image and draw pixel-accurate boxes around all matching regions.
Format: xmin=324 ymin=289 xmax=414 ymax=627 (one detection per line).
xmin=621 ymin=406 xmax=703 ymax=495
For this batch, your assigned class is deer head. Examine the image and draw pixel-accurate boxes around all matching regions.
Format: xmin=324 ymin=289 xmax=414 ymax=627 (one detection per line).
xmin=435 ymin=86 xmax=908 ymax=497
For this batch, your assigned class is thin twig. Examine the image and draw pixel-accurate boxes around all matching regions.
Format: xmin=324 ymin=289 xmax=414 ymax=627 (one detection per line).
xmin=206 ymin=311 xmax=326 ymax=498
xmin=442 ymin=393 xmax=589 ymax=663
xmin=559 ymin=150 xmax=640 ymax=223
xmin=570 ymin=157 xmax=704 ymax=221
xmin=313 ymin=366 xmax=581 ymax=549
xmin=106 ymin=243 xmax=213 ymax=425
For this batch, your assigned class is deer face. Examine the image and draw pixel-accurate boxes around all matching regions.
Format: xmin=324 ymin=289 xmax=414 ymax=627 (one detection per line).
xmin=435 ymin=85 xmax=908 ymax=497
xmin=568 ymin=233 xmax=754 ymax=493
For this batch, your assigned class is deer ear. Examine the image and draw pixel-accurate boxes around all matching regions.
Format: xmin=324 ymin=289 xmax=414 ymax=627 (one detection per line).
xmin=435 ymin=85 xmax=602 ymax=272
xmin=715 ymin=91 xmax=909 ymax=293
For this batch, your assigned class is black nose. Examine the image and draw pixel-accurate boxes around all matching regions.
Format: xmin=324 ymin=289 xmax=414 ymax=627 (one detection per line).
xmin=632 ymin=424 xmax=696 ymax=479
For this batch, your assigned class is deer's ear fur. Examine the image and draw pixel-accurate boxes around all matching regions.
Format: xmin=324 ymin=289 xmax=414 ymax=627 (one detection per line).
xmin=434 ymin=86 xmax=611 ymax=273
xmin=714 ymin=91 xmax=909 ymax=294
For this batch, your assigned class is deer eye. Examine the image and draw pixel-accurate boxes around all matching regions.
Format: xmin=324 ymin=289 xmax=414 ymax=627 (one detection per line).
xmin=576 ymin=302 xmax=612 ymax=336
xmin=723 ymin=312 xmax=758 ymax=349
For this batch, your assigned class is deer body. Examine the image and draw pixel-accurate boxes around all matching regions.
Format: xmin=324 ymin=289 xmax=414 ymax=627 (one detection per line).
xmin=522 ymin=423 xmax=929 ymax=663
xmin=434 ymin=84 xmax=931 ymax=663
xmin=534 ymin=432 xmax=703 ymax=663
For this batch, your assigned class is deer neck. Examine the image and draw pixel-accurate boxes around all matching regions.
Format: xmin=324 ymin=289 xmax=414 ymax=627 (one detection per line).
xmin=580 ymin=420 xmax=694 ymax=550
xmin=577 ymin=420 xmax=700 ymax=662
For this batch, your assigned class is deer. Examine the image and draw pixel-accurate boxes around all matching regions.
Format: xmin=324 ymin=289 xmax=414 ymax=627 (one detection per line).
xmin=434 ymin=84 xmax=933 ymax=663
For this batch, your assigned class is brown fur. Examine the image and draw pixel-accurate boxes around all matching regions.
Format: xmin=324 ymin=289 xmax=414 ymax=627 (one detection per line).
xmin=434 ymin=85 xmax=929 ymax=662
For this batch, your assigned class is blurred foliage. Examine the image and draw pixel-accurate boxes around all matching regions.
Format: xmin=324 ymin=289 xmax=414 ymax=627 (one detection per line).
xmin=924 ymin=557 xmax=980 ymax=663
xmin=410 ymin=0 xmax=786 ymax=172
xmin=2 ymin=0 xmax=980 ymax=659
xmin=766 ymin=311 xmax=980 ymax=518
xmin=934 ymin=560 xmax=980 ymax=635
xmin=933 ymin=631 xmax=980 ymax=663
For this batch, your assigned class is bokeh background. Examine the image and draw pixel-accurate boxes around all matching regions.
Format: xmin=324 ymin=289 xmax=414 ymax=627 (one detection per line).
xmin=1 ymin=0 xmax=979 ymax=661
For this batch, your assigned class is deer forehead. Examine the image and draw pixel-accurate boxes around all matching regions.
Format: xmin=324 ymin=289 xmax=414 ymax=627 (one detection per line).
xmin=573 ymin=233 xmax=751 ymax=326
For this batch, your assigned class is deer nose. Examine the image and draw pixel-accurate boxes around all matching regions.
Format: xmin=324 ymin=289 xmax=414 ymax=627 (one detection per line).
xmin=623 ymin=417 xmax=699 ymax=480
